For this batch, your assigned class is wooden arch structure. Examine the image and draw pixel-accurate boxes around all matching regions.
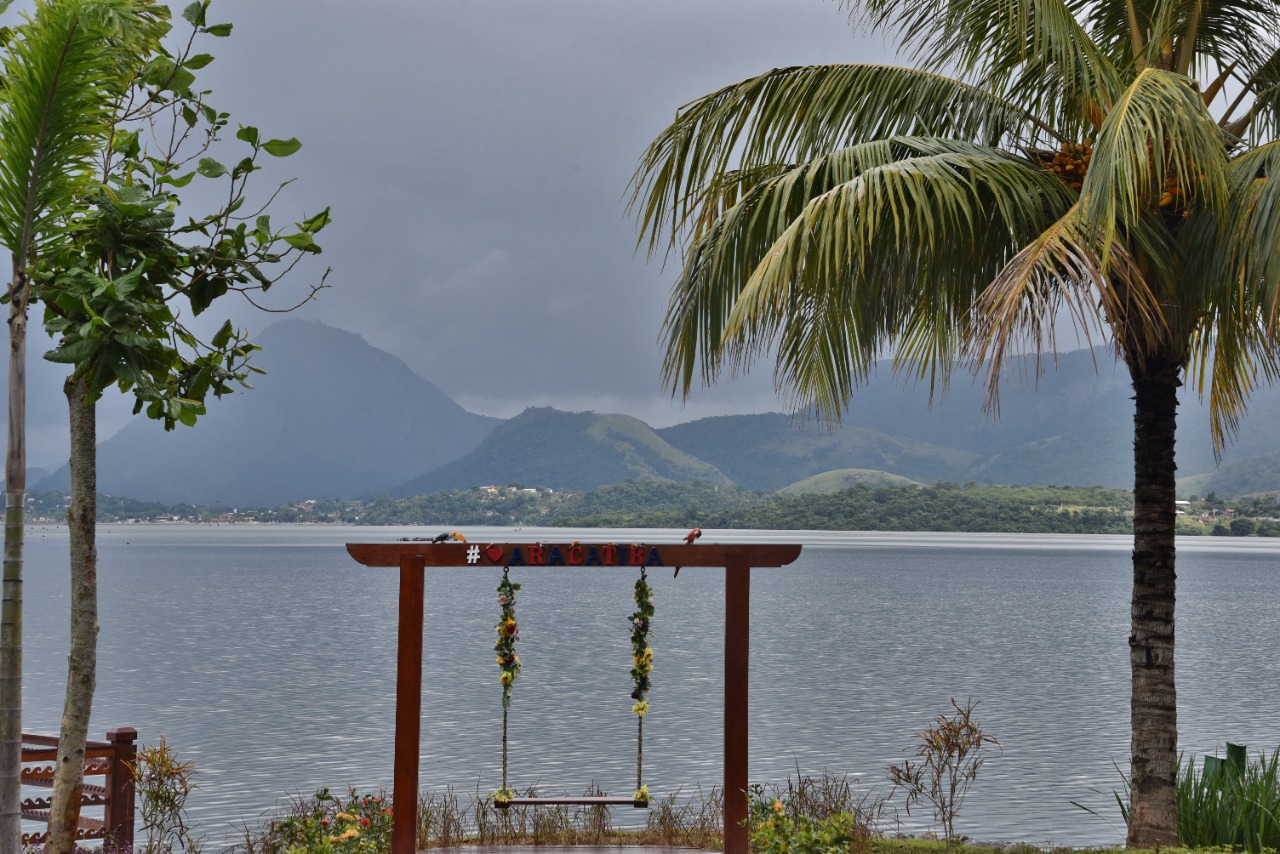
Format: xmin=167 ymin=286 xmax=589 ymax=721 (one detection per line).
xmin=346 ymin=539 xmax=803 ymax=854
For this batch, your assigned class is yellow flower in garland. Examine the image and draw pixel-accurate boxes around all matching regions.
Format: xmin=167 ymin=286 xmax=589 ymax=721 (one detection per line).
xmin=634 ymin=785 xmax=650 ymax=803
xmin=632 ymin=700 xmax=650 ymax=716
xmin=629 ymin=570 xmax=655 ymax=709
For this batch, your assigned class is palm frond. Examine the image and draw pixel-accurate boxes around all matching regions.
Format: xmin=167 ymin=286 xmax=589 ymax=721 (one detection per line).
xmin=629 ymin=63 xmax=1036 ymax=258
xmin=0 ymin=0 xmax=145 ymax=267
xmin=689 ymin=146 xmax=1074 ymax=418
xmin=662 ymin=137 xmax=984 ymax=395
xmin=1188 ymin=142 xmax=1280 ymax=347
xmin=1185 ymin=289 xmax=1280 ymax=454
xmin=1081 ymin=67 xmax=1229 ymax=254
xmin=860 ymin=0 xmax=1121 ymax=126
xmin=1089 ymin=0 xmax=1279 ymax=77
xmin=966 ymin=202 xmax=1166 ymax=406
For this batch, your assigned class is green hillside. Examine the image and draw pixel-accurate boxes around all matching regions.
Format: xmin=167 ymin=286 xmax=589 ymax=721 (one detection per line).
xmin=1177 ymin=451 xmax=1280 ymax=499
xmin=392 ymin=408 xmax=730 ymax=495
xmin=657 ymin=414 xmax=976 ymax=489
xmin=779 ymin=469 xmax=922 ymax=495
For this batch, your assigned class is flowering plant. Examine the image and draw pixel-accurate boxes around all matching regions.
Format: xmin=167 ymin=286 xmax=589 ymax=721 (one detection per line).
xmin=271 ymin=787 xmax=393 ymax=854
xmin=495 ymin=572 xmax=521 ymax=707
xmin=746 ymin=786 xmax=869 ymax=854
xmin=492 ymin=786 xmax=516 ymax=805
xmin=628 ymin=570 xmax=654 ymax=713
xmin=633 ymin=784 xmax=650 ymax=803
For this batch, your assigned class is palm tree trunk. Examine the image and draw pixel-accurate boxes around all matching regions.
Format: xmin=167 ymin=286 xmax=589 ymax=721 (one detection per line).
xmin=49 ymin=374 xmax=97 ymax=854
xmin=1126 ymin=366 xmax=1180 ymax=847
xmin=0 ymin=265 xmax=30 ymax=852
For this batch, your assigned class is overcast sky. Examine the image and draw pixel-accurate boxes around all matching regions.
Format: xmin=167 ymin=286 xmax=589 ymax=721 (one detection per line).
xmin=15 ymin=1 xmax=906 ymax=466
xmin=194 ymin=0 xmax=897 ymax=423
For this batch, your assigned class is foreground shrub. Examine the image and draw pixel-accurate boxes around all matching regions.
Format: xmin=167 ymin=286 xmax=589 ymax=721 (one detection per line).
xmin=746 ymin=784 xmax=875 ymax=854
xmin=259 ymin=788 xmax=393 ymax=854
xmin=888 ymin=699 xmax=999 ymax=848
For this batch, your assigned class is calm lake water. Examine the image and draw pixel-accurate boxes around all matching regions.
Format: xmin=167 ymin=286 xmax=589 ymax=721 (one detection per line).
xmin=20 ymin=525 xmax=1280 ymax=848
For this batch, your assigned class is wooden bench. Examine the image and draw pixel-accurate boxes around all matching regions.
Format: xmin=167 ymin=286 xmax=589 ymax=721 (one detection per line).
xmin=21 ymin=727 xmax=137 ymax=850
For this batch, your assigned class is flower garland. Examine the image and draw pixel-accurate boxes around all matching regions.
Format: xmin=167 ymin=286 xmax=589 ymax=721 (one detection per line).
xmin=629 ymin=568 xmax=654 ymax=803
xmin=495 ymin=571 xmax=521 ymax=707
xmin=493 ymin=569 xmax=522 ymax=807
xmin=629 ymin=569 xmax=654 ymax=713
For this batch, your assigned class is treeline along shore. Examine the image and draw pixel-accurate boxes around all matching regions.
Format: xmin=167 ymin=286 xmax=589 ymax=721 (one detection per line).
xmin=27 ymin=481 xmax=1280 ymax=536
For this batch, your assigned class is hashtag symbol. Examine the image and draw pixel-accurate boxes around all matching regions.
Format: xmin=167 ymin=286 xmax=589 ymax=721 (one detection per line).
xmin=466 ymin=545 xmax=480 ymax=564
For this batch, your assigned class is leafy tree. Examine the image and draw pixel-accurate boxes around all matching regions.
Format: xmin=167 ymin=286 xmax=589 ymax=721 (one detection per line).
xmin=1229 ymin=517 xmax=1258 ymax=537
xmin=0 ymin=0 xmax=161 ymax=844
xmin=629 ymin=0 xmax=1280 ymax=843
xmin=32 ymin=2 xmax=329 ymax=848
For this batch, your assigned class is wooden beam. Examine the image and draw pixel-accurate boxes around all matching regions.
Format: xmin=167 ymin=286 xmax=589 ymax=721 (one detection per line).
xmin=347 ymin=541 xmax=800 ymax=569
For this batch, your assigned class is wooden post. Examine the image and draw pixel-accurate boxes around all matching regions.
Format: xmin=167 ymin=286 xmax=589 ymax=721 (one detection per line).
xmin=724 ymin=558 xmax=750 ymax=854
xmin=104 ymin=726 xmax=137 ymax=852
xmin=392 ymin=554 xmax=425 ymax=854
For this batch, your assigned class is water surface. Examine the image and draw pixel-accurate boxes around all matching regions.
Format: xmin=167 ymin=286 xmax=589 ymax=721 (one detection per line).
xmin=21 ymin=525 xmax=1280 ymax=847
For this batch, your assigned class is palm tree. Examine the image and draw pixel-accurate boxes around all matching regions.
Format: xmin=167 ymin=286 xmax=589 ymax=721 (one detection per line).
xmin=630 ymin=0 xmax=1280 ymax=846
xmin=0 ymin=0 xmax=147 ymax=845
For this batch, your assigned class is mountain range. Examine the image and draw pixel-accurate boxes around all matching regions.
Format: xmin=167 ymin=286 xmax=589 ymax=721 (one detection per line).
xmin=30 ymin=318 xmax=1280 ymax=505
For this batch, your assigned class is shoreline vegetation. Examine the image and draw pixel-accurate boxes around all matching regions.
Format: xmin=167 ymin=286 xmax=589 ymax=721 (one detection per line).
xmin=222 ymin=746 xmax=1280 ymax=853
xmin=24 ymin=481 xmax=1280 ymax=537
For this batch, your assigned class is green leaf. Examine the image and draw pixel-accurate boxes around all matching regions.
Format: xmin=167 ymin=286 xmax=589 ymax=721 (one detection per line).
xmin=262 ymin=137 xmax=302 ymax=157
xmin=184 ymin=53 xmax=215 ymax=70
xmin=235 ymin=125 xmax=259 ymax=146
xmin=211 ymin=319 xmax=234 ymax=348
xmin=299 ymin=207 xmax=332 ymax=232
xmin=45 ymin=337 xmax=100 ymax=364
xmin=111 ymin=332 xmax=155 ymax=348
xmin=176 ymin=404 xmax=199 ymax=427
xmin=165 ymin=170 xmax=196 ymax=188
xmin=204 ymin=22 xmax=232 ymax=37
xmin=181 ymin=2 xmax=207 ymax=27
xmin=197 ymin=157 xmax=228 ymax=178
xmin=114 ymin=129 xmax=140 ymax=159
xmin=283 ymin=231 xmax=316 ymax=250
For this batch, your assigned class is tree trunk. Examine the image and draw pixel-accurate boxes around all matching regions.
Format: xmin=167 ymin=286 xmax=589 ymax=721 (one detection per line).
xmin=1126 ymin=365 xmax=1180 ymax=847
xmin=0 ymin=265 xmax=30 ymax=852
xmin=49 ymin=374 xmax=98 ymax=854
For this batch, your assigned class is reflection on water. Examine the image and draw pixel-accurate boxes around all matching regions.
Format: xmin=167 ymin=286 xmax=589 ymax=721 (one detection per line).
xmin=21 ymin=526 xmax=1280 ymax=847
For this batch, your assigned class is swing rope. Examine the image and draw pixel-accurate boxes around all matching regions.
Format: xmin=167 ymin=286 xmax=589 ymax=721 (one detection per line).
xmin=493 ymin=563 xmax=654 ymax=807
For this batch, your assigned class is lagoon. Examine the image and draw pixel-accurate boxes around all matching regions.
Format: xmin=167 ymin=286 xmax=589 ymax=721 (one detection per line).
xmin=20 ymin=525 xmax=1280 ymax=848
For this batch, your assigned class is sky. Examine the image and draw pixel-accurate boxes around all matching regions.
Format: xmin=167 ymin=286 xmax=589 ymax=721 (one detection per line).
xmin=189 ymin=0 xmax=894 ymax=424
xmin=10 ymin=0 xmax=902 ymax=467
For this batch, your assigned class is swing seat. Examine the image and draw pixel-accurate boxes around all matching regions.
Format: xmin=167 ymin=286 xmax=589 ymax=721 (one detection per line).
xmin=493 ymin=795 xmax=649 ymax=809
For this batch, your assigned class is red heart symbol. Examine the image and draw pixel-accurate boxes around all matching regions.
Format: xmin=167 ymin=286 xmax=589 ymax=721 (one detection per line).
xmin=485 ymin=544 xmax=504 ymax=563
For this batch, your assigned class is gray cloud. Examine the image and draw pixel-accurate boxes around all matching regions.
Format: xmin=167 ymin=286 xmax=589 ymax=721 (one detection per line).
xmin=199 ymin=0 xmax=892 ymax=418
xmin=9 ymin=1 xmax=898 ymax=468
